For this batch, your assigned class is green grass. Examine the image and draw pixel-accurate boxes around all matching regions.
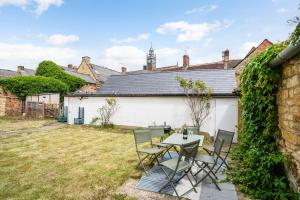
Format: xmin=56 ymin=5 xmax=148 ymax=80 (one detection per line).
xmin=0 ymin=117 xmax=55 ymax=132
xmin=0 ymin=122 xmax=140 ymax=200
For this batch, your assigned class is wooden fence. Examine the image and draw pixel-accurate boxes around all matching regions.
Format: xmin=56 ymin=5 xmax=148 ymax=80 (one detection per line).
xmin=25 ymin=102 xmax=59 ymax=118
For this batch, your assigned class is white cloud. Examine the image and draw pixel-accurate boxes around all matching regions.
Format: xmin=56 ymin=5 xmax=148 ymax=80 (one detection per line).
xmin=156 ymin=21 xmax=223 ymax=42
xmin=0 ymin=0 xmax=63 ymax=15
xmin=46 ymin=34 xmax=79 ymax=46
xmin=0 ymin=42 xmax=80 ymax=70
xmin=0 ymin=0 xmax=27 ymax=7
xmin=185 ymin=5 xmax=218 ymax=14
xmin=111 ymin=33 xmax=150 ymax=44
xmin=34 ymin=0 xmax=63 ymax=15
xmin=99 ymin=45 xmax=145 ymax=70
xmin=276 ymin=8 xmax=288 ymax=13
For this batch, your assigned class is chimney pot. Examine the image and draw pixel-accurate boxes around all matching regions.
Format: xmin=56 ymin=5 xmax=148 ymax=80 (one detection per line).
xmin=82 ymin=56 xmax=91 ymax=64
xmin=121 ymin=67 xmax=127 ymax=75
xmin=17 ymin=66 xmax=25 ymax=72
xmin=183 ymin=54 xmax=190 ymax=69
xmin=68 ymin=64 xmax=73 ymax=69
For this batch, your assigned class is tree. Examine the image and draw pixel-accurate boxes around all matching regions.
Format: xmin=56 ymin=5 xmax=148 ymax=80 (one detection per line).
xmin=0 ymin=75 xmax=69 ymax=100
xmin=176 ymin=76 xmax=213 ymax=131
xmin=91 ymin=98 xmax=118 ymax=127
xmin=36 ymin=60 xmax=86 ymax=92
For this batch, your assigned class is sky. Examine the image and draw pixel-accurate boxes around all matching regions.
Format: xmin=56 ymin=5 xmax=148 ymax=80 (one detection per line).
xmin=0 ymin=0 xmax=299 ymax=72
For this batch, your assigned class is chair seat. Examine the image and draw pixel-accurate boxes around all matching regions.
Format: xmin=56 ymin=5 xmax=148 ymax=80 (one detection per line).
xmin=195 ymin=154 xmax=215 ymax=164
xmin=153 ymin=143 xmax=170 ymax=148
xmin=140 ymin=147 xmax=163 ymax=154
xmin=160 ymin=158 xmax=191 ymax=172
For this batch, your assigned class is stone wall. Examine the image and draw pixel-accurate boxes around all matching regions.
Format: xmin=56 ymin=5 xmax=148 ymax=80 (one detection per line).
xmin=277 ymin=52 xmax=300 ymax=192
xmin=0 ymin=86 xmax=22 ymax=116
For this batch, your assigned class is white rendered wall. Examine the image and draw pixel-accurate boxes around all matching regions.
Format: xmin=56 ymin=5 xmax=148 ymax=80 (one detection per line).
xmin=64 ymin=96 xmax=238 ymax=139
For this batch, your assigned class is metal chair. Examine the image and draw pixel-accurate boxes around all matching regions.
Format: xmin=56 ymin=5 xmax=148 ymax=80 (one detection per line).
xmin=186 ymin=126 xmax=200 ymax=135
xmin=74 ymin=107 xmax=84 ymax=124
xmin=194 ymin=138 xmax=225 ymax=190
xmin=203 ymin=129 xmax=234 ymax=173
xmin=158 ymin=139 xmax=200 ymax=199
xmin=134 ymin=129 xmax=164 ymax=175
xmin=148 ymin=126 xmax=172 ymax=158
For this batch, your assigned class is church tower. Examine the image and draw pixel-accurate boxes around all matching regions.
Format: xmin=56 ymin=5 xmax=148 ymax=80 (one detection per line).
xmin=146 ymin=44 xmax=156 ymax=70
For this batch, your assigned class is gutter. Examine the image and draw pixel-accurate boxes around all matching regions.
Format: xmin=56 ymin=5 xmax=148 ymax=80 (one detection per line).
xmin=270 ymin=40 xmax=300 ymax=67
xmin=64 ymin=92 xmax=238 ymax=98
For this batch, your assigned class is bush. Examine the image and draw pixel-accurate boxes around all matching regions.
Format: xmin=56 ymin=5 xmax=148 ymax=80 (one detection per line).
xmin=36 ymin=60 xmax=86 ymax=92
xmin=0 ymin=75 xmax=68 ymax=100
xmin=91 ymin=98 xmax=118 ymax=127
xmin=228 ymin=43 xmax=298 ymax=199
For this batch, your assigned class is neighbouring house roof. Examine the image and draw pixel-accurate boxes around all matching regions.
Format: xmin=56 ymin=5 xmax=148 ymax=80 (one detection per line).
xmin=0 ymin=69 xmax=20 ymax=78
xmin=19 ymin=68 xmax=35 ymax=76
xmin=90 ymin=64 xmax=120 ymax=82
xmin=69 ymin=69 xmax=237 ymax=97
xmin=62 ymin=67 xmax=96 ymax=84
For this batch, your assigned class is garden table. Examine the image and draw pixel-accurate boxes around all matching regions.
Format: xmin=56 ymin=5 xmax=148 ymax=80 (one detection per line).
xmin=162 ymin=133 xmax=204 ymax=147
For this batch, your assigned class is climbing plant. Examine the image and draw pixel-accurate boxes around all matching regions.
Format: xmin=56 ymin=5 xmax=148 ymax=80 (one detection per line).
xmin=0 ymin=75 xmax=69 ymax=100
xmin=228 ymin=41 xmax=299 ymax=199
xmin=36 ymin=60 xmax=86 ymax=92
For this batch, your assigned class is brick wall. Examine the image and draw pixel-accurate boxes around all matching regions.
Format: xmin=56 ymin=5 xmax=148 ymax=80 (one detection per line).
xmin=235 ymin=39 xmax=272 ymax=86
xmin=80 ymin=83 xmax=97 ymax=93
xmin=0 ymin=86 xmax=22 ymax=116
xmin=277 ymin=52 xmax=300 ymax=192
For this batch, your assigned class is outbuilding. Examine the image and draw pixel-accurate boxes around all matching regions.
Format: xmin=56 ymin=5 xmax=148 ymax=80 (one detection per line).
xmin=64 ymin=69 xmax=239 ymax=139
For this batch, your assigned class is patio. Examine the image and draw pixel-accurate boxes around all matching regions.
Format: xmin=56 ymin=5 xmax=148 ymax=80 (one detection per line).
xmin=132 ymin=126 xmax=239 ymax=200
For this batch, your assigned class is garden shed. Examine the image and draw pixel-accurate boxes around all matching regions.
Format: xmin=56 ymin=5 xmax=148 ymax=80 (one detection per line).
xmin=64 ymin=70 xmax=239 ymax=139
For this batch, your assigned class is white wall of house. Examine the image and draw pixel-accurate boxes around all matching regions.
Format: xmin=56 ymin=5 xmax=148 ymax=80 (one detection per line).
xmin=64 ymin=96 xmax=238 ymax=140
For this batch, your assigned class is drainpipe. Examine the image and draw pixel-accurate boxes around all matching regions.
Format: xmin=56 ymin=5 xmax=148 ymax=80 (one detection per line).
xmin=270 ymin=40 xmax=300 ymax=67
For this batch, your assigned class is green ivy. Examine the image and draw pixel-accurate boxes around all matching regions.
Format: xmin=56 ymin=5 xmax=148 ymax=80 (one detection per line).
xmin=228 ymin=42 xmax=299 ymax=199
xmin=36 ymin=60 xmax=86 ymax=92
xmin=0 ymin=76 xmax=68 ymax=100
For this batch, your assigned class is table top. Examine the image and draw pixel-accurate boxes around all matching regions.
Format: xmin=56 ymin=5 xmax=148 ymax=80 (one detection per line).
xmin=162 ymin=133 xmax=204 ymax=146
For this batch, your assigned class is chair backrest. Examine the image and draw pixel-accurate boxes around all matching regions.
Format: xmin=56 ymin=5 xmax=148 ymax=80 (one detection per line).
xmin=178 ymin=140 xmax=200 ymax=162
xmin=78 ymin=107 xmax=84 ymax=119
xmin=148 ymin=126 xmax=165 ymax=138
xmin=215 ymin=129 xmax=234 ymax=151
xmin=134 ymin=129 xmax=151 ymax=144
xmin=187 ymin=126 xmax=200 ymax=135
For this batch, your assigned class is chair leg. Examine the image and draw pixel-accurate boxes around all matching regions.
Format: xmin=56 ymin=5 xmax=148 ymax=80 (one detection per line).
xmin=137 ymin=153 xmax=150 ymax=175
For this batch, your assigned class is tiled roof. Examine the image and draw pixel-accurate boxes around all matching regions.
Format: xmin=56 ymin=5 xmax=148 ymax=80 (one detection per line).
xmin=90 ymin=64 xmax=120 ymax=82
xmin=19 ymin=68 xmax=35 ymax=76
xmin=63 ymin=67 xmax=96 ymax=83
xmin=90 ymin=69 xmax=237 ymax=97
xmin=0 ymin=69 xmax=20 ymax=78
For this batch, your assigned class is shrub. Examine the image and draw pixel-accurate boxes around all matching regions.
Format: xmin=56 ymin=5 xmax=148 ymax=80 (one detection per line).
xmin=228 ymin=42 xmax=298 ymax=199
xmin=0 ymin=75 xmax=68 ymax=100
xmin=36 ymin=60 xmax=86 ymax=92
xmin=91 ymin=98 xmax=118 ymax=127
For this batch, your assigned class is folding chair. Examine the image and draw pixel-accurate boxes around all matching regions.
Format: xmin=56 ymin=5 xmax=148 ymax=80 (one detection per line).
xmin=203 ymin=129 xmax=234 ymax=173
xmin=148 ymin=126 xmax=172 ymax=158
xmin=186 ymin=126 xmax=200 ymax=135
xmin=134 ymin=129 xmax=164 ymax=175
xmin=158 ymin=140 xmax=200 ymax=199
xmin=193 ymin=138 xmax=225 ymax=190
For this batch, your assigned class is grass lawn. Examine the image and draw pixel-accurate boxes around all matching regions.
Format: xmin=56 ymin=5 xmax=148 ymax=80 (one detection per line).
xmin=0 ymin=122 xmax=140 ymax=200
xmin=0 ymin=117 xmax=55 ymax=132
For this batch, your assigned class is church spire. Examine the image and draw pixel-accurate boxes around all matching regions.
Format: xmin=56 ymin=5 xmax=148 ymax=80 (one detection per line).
xmin=146 ymin=43 xmax=156 ymax=70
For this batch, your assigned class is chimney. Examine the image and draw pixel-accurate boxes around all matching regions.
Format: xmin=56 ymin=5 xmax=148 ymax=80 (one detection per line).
xmin=183 ymin=54 xmax=189 ymax=69
xmin=82 ymin=56 xmax=91 ymax=64
xmin=67 ymin=64 xmax=73 ymax=69
xmin=121 ymin=67 xmax=127 ymax=75
xmin=222 ymin=49 xmax=229 ymax=69
xmin=17 ymin=66 xmax=25 ymax=72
